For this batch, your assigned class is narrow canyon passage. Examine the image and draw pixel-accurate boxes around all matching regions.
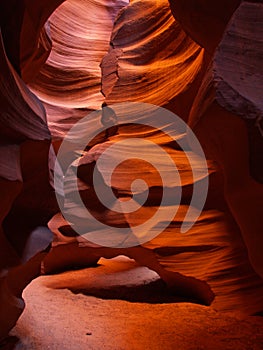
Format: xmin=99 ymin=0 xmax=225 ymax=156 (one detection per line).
xmin=0 ymin=0 xmax=263 ymax=349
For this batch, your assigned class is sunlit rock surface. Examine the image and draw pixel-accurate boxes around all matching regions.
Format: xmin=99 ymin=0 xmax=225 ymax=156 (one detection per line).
xmin=101 ymin=0 xmax=204 ymax=110
xmin=47 ymin=125 xmax=263 ymax=316
xmin=28 ymin=0 xmax=206 ymax=139
xmin=28 ymin=0 xmax=129 ymax=139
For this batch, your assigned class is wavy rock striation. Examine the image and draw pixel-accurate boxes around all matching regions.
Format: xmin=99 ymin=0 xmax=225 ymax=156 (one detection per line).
xmin=0 ymin=0 xmax=262 ymax=318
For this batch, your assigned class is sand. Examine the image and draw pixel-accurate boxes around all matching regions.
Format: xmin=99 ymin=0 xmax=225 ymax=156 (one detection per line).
xmin=6 ymin=255 xmax=263 ymax=350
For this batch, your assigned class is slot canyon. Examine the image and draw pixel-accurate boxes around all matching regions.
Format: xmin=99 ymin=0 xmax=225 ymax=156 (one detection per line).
xmin=0 ymin=0 xmax=262 ymax=349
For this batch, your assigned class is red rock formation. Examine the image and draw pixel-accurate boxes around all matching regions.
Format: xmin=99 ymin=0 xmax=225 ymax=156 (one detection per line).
xmin=0 ymin=1 xmax=66 ymax=256
xmin=0 ymin=0 xmax=262 ymax=320
xmin=169 ymin=0 xmax=263 ymax=279
xmin=101 ymin=0 xmax=206 ymax=121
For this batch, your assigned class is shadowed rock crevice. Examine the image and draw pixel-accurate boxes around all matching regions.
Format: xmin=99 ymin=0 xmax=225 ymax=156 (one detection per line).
xmin=68 ymin=279 xmax=207 ymax=305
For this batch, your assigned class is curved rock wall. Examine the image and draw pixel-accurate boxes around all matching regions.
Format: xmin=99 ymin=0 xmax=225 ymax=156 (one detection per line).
xmin=102 ymin=0 xmax=204 ymax=107
xmin=28 ymin=0 xmax=206 ymax=139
